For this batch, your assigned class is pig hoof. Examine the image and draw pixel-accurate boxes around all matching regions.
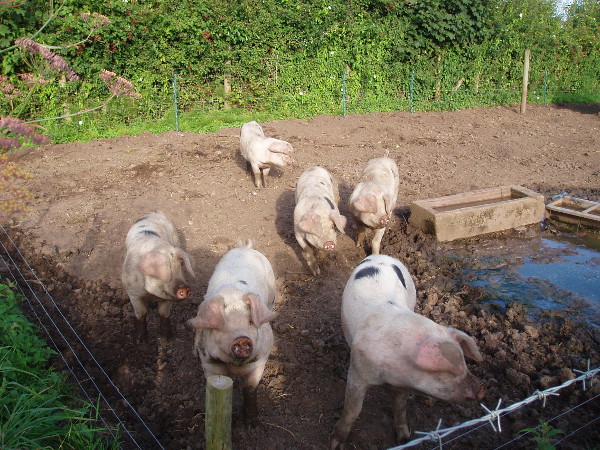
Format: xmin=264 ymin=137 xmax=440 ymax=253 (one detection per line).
xmin=134 ymin=318 xmax=148 ymax=343
xmin=159 ymin=328 xmax=174 ymax=341
xmin=159 ymin=316 xmax=173 ymax=340
xmin=329 ymin=438 xmax=345 ymax=450
xmin=243 ymin=415 xmax=260 ymax=429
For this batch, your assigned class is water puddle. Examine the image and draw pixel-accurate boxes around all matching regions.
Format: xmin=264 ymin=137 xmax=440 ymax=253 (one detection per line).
xmin=450 ymin=231 xmax=600 ymax=327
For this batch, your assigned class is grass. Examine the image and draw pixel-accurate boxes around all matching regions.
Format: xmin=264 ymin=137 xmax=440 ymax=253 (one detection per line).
xmin=0 ymin=280 xmax=120 ymax=449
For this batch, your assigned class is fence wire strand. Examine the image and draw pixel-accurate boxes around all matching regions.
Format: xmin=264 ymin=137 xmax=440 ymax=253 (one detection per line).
xmin=0 ymin=223 xmax=165 ymax=450
xmin=389 ymin=366 xmax=599 ymax=450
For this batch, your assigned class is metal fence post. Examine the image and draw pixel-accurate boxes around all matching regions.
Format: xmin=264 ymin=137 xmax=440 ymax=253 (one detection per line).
xmin=543 ymin=68 xmax=548 ymax=106
xmin=410 ymin=70 xmax=415 ymax=113
xmin=342 ymin=69 xmax=347 ymax=118
xmin=173 ymin=74 xmax=179 ymax=132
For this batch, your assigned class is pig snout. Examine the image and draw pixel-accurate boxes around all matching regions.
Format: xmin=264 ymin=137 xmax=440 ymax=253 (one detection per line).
xmin=176 ymin=286 xmax=190 ymax=300
xmin=231 ymin=336 xmax=254 ymax=359
xmin=461 ymin=374 xmax=486 ymax=401
xmin=378 ymin=215 xmax=390 ymax=227
xmin=323 ymin=241 xmax=335 ymax=251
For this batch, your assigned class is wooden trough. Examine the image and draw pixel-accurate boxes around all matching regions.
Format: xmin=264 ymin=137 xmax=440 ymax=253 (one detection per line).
xmin=409 ymin=185 xmax=546 ymax=242
xmin=546 ymin=196 xmax=600 ymax=229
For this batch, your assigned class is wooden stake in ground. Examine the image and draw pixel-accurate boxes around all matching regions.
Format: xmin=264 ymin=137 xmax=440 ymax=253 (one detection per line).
xmin=205 ymin=375 xmax=233 ymax=450
xmin=520 ymin=49 xmax=531 ymax=114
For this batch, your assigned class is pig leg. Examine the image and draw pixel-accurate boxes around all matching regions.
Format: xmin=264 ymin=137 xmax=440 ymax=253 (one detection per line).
xmin=242 ymin=361 xmax=268 ymax=427
xmin=330 ymin=364 xmax=368 ymax=449
xmin=157 ymin=300 xmax=173 ymax=340
xmin=249 ymin=162 xmax=263 ymax=188
xmin=296 ymin=234 xmax=320 ymax=276
xmin=260 ymin=167 xmax=270 ymax=188
xmin=370 ymin=227 xmax=386 ymax=255
xmin=355 ymin=222 xmax=367 ymax=249
xmin=391 ymin=389 xmax=410 ymax=441
xmin=129 ymin=296 xmax=148 ymax=342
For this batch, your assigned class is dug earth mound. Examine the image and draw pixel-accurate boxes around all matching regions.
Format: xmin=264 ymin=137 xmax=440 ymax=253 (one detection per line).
xmin=3 ymin=104 xmax=600 ymax=448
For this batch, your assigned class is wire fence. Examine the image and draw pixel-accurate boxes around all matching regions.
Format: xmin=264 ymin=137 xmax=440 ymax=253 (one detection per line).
xmin=28 ymin=62 xmax=598 ymax=145
xmin=0 ymin=223 xmax=164 ymax=450
xmin=0 ymin=221 xmax=598 ymax=449
xmin=390 ymin=364 xmax=599 ymax=450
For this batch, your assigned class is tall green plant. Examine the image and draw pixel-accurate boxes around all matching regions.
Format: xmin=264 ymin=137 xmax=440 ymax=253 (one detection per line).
xmin=0 ymin=281 xmax=120 ymax=448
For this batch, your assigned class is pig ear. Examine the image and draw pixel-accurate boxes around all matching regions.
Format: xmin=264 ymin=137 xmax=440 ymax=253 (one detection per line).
xmin=243 ymin=293 xmax=277 ymax=328
xmin=139 ymin=251 xmax=170 ymax=281
xmin=445 ymin=327 xmax=483 ymax=362
xmin=413 ymin=337 xmax=465 ymax=376
xmin=187 ymin=296 xmax=225 ymax=330
xmin=176 ymin=249 xmax=196 ymax=278
xmin=298 ymin=213 xmax=323 ymax=236
xmin=353 ymin=194 xmax=378 ymax=214
xmin=329 ymin=210 xmax=347 ymax=233
xmin=269 ymin=140 xmax=293 ymax=154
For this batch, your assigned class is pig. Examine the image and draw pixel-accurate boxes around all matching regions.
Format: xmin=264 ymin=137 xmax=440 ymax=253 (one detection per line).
xmin=348 ymin=156 xmax=399 ymax=255
xmin=240 ymin=121 xmax=294 ymax=188
xmin=294 ymin=166 xmax=347 ymax=276
xmin=121 ymin=211 xmax=195 ymax=342
xmin=187 ymin=239 xmax=277 ymax=426
xmin=330 ymin=255 xmax=485 ymax=449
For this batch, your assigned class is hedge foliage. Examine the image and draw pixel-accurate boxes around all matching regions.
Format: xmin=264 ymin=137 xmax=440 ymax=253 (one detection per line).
xmin=0 ymin=0 xmax=598 ymax=123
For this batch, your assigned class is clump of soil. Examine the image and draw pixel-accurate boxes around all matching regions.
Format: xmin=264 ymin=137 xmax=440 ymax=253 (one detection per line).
xmin=2 ymin=104 xmax=599 ymax=449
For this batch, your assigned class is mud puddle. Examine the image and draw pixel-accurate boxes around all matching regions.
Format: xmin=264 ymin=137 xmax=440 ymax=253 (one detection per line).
xmin=447 ymin=230 xmax=600 ymax=328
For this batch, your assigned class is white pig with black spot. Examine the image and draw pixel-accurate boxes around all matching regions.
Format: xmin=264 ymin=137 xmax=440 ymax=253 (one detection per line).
xmin=331 ymin=254 xmax=485 ymax=448
xmin=187 ymin=239 xmax=277 ymax=426
xmin=122 ymin=211 xmax=195 ymax=342
xmin=294 ymin=166 xmax=347 ymax=276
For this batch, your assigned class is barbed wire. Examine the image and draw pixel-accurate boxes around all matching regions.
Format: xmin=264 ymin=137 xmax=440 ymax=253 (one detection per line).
xmin=388 ymin=363 xmax=599 ymax=450
xmin=0 ymin=223 xmax=166 ymax=450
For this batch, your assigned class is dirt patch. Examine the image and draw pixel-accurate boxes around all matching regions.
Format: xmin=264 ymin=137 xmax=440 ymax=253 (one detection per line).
xmin=3 ymin=104 xmax=600 ymax=449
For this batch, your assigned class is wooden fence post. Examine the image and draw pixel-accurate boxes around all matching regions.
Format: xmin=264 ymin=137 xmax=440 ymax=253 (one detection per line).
xmin=205 ymin=375 xmax=233 ymax=450
xmin=520 ymin=49 xmax=530 ymax=114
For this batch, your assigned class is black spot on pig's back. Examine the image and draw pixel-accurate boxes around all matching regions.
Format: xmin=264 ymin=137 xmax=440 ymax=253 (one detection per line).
xmin=139 ymin=229 xmax=160 ymax=238
xmin=391 ymin=264 xmax=406 ymax=288
xmin=354 ymin=266 xmax=379 ymax=280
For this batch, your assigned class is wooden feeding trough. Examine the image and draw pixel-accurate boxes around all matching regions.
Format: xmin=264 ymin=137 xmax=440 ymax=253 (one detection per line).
xmin=409 ymin=185 xmax=545 ymax=242
xmin=546 ymin=196 xmax=600 ymax=229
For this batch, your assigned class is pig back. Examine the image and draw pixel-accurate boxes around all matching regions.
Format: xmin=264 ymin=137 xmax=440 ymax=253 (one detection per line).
xmin=239 ymin=121 xmax=264 ymax=156
xmin=206 ymin=246 xmax=276 ymax=309
xmin=295 ymin=166 xmax=335 ymax=203
xmin=342 ymin=255 xmax=416 ymax=340
xmin=349 ymin=158 xmax=399 ymax=215
xmin=125 ymin=211 xmax=180 ymax=249
xmin=363 ymin=157 xmax=399 ymax=201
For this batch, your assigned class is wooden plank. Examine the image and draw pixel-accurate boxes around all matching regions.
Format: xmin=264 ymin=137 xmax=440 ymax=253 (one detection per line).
xmin=546 ymin=196 xmax=600 ymax=228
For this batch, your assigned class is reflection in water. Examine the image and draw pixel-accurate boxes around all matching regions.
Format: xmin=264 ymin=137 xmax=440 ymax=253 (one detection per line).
xmin=463 ymin=235 xmax=600 ymax=327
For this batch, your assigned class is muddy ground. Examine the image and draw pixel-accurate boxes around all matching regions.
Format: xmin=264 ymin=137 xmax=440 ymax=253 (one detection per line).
xmin=3 ymin=104 xmax=600 ymax=449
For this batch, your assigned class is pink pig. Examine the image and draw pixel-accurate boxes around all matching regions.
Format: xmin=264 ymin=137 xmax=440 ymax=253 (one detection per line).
xmin=331 ymin=255 xmax=485 ymax=448
xmin=187 ymin=240 xmax=277 ymax=426
xmin=348 ymin=156 xmax=399 ymax=255
xmin=122 ymin=211 xmax=195 ymax=342
xmin=240 ymin=121 xmax=294 ymax=188
xmin=294 ymin=166 xmax=347 ymax=276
